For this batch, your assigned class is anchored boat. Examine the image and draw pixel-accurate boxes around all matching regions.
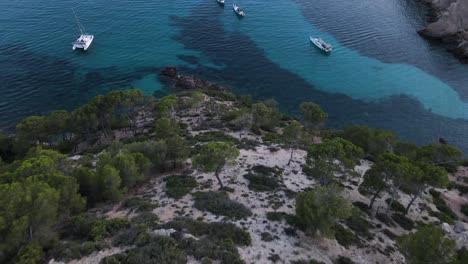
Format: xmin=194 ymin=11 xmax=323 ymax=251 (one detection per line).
xmin=310 ymin=36 xmax=332 ymax=53
xmin=72 ymin=9 xmax=94 ymax=51
xmin=233 ymin=4 xmax=245 ymax=17
xmin=217 ymin=0 xmax=225 ymax=6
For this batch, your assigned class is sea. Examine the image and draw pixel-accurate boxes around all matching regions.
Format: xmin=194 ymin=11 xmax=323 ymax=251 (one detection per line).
xmin=1 ymin=0 xmax=468 ymax=151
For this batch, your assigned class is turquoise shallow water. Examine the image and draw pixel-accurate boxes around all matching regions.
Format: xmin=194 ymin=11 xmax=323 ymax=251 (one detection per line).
xmin=1 ymin=0 xmax=468 ymax=150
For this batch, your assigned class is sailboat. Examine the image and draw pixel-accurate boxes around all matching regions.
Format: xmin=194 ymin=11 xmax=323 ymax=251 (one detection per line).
xmin=72 ymin=8 xmax=94 ymax=51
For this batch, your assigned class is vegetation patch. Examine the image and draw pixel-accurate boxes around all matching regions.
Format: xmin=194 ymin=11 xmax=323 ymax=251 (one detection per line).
xmin=193 ymin=191 xmax=252 ymax=219
xmin=266 ymin=211 xmax=297 ymax=226
xmin=461 ymin=204 xmax=468 ymax=217
xmin=334 ymin=224 xmax=360 ymax=248
xmin=391 ymin=213 xmax=414 ymax=231
xmin=104 ymin=235 xmax=187 ymax=264
xmin=345 ymin=211 xmax=372 ymax=239
xmin=429 ymin=189 xmax=458 ymax=222
xmin=159 ymin=217 xmax=251 ymax=246
xmin=157 ymin=217 xmax=250 ymax=263
xmin=192 ymin=131 xmax=239 ymax=145
xmin=385 ymin=198 xmax=406 ymax=214
xmin=50 ymin=240 xmax=110 ymax=262
xmin=121 ymin=197 xmax=156 ymax=212
xmin=130 ymin=212 xmax=159 ymax=228
xmin=165 ymin=175 xmax=197 ymax=199
xmin=243 ymin=165 xmax=282 ymax=192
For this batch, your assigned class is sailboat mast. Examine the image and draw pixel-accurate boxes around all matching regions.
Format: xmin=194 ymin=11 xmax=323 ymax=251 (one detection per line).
xmin=72 ymin=8 xmax=86 ymax=35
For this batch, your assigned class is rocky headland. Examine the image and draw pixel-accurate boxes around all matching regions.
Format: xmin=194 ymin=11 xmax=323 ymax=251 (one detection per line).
xmin=418 ymin=0 xmax=468 ymax=62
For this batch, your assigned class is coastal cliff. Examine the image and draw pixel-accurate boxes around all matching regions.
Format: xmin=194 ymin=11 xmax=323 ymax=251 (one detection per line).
xmin=418 ymin=0 xmax=468 ymax=62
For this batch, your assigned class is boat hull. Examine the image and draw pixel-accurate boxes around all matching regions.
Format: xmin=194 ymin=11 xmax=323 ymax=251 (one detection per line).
xmin=309 ymin=37 xmax=332 ymax=53
xmin=73 ymin=34 xmax=94 ymax=51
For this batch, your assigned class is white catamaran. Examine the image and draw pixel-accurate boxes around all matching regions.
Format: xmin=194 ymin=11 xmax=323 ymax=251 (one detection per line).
xmin=72 ymin=9 xmax=94 ymax=51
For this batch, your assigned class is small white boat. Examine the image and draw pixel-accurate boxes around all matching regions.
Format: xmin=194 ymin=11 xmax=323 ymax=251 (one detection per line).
xmin=217 ymin=0 xmax=225 ymax=5
xmin=72 ymin=9 xmax=94 ymax=51
xmin=233 ymin=4 xmax=245 ymax=17
xmin=310 ymin=36 xmax=332 ymax=53
xmin=73 ymin=34 xmax=94 ymax=51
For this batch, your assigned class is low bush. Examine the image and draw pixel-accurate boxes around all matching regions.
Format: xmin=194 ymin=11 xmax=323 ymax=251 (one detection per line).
xmin=49 ymin=240 xmax=109 ymax=262
xmin=178 ymin=237 xmax=243 ymax=264
xmin=335 ymin=256 xmax=356 ymax=264
xmin=243 ymin=173 xmax=280 ymax=192
xmin=461 ymin=204 xmax=468 ymax=217
xmin=291 ymin=260 xmax=326 ymax=264
xmin=352 ymin=201 xmax=370 ymax=214
xmin=130 ymin=212 xmax=159 ymax=228
xmin=266 ymin=211 xmax=297 ymax=226
xmin=345 ymin=211 xmax=372 ymax=239
xmin=165 ymin=175 xmax=197 ymax=199
xmin=429 ymin=189 xmax=457 ymax=222
xmin=121 ymin=197 xmax=156 ymax=212
xmin=112 ymin=227 xmax=150 ymax=247
xmin=376 ymin=213 xmax=395 ymax=227
xmin=391 ymin=213 xmax=414 ymax=231
xmin=193 ymin=191 xmax=252 ymax=219
xmin=334 ymin=224 xmax=360 ymax=248
xmin=159 ymin=217 xmax=251 ymax=246
xmin=385 ymin=199 xmax=406 ymax=214
xmin=261 ymin=232 xmax=274 ymax=242
xmin=192 ymin=131 xmax=239 ymax=145
xmin=109 ymin=236 xmax=187 ymax=264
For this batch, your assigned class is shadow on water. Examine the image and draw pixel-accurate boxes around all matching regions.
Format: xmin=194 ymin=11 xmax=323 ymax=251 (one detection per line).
xmin=0 ymin=44 xmax=158 ymax=133
xmin=169 ymin=2 xmax=468 ymax=152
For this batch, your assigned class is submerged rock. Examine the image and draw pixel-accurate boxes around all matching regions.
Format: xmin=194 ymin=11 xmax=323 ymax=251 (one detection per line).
xmin=159 ymin=67 xmax=228 ymax=91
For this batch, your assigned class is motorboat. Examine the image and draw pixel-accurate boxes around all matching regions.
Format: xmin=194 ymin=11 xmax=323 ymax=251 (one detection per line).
xmin=233 ymin=4 xmax=245 ymax=17
xmin=217 ymin=0 xmax=225 ymax=5
xmin=310 ymin=36 xmax=332 ymax=53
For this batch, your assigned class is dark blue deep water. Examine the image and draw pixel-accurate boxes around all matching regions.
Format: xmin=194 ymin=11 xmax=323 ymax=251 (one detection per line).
xmin=1 ymin=0 xmax=468 ymax=151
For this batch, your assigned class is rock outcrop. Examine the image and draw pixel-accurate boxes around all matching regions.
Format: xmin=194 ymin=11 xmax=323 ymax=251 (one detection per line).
xmin=160 ymin=67 xmax=228 ymax=91
xmin=418 ymin=0 xmax=468 ymax=62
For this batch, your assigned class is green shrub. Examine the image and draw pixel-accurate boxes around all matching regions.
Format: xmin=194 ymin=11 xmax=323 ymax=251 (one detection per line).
xmin=106 ymin=218 xmax=131 ymax=236
xmin=121 ymin=197 xmax=156 ymax=212
xmin=345 ymin=210 xmax=372 ymax=239
xmin=120 ymin=236 xmax=187 ymax=264
xmin=391 ymin=213 xmax=414 ymax=231
xmin=50 ymin=240 xmax=109 ymax=261
xmin=385 ymin=198 xmax=406 ymax=214
xmin=113 ymin=227 xmax=150 ymax=247
xmin=261 ymin=232 xmax=274 ymax=242
xmin=266 ymin=211 xmax=297 ymax=226
xmin=243 ymin=173 xmax=279 ymax=191
xmin=335 ymin=256 xmax=356 ymax=264
xmin=262 ymin=133 xmax=283 ymax=143
xmin=193 ymin=191 xmax=252 ymax=219
xmin=429 ymin=189 xmax=457 ymax=222
xmin=159 ymin=218 xmax=251 ymax=246
xmin=203 ymin=90 xmax=237 ymax=101
xmin=179 ymin=237 xmax=243 ymax=264
xmin=397 ymin=226 xmax=456 ymax=264
xmin=17 ymin=241 xmax=45 ymax=264
xmin=165 ymin=175 xmax=197 ymax=199
xmin=130 ymin=212 xmax=159 ymax=228
xmin=192 ymin=131 xmax=239 ymax=145
xmin=461 ymin=204 xmax=468 ymax=217
xmin=334 ymin=224 xmax=360 ymax=248
xmin=291 ymin=260 xmax=326 ymax=264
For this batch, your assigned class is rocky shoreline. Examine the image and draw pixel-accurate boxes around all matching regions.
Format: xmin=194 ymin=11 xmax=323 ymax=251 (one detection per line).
xmin=418 ymin=0 xmax=468 ymax=62
xmin=159 ymin=67 xmax=228 ymax=91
